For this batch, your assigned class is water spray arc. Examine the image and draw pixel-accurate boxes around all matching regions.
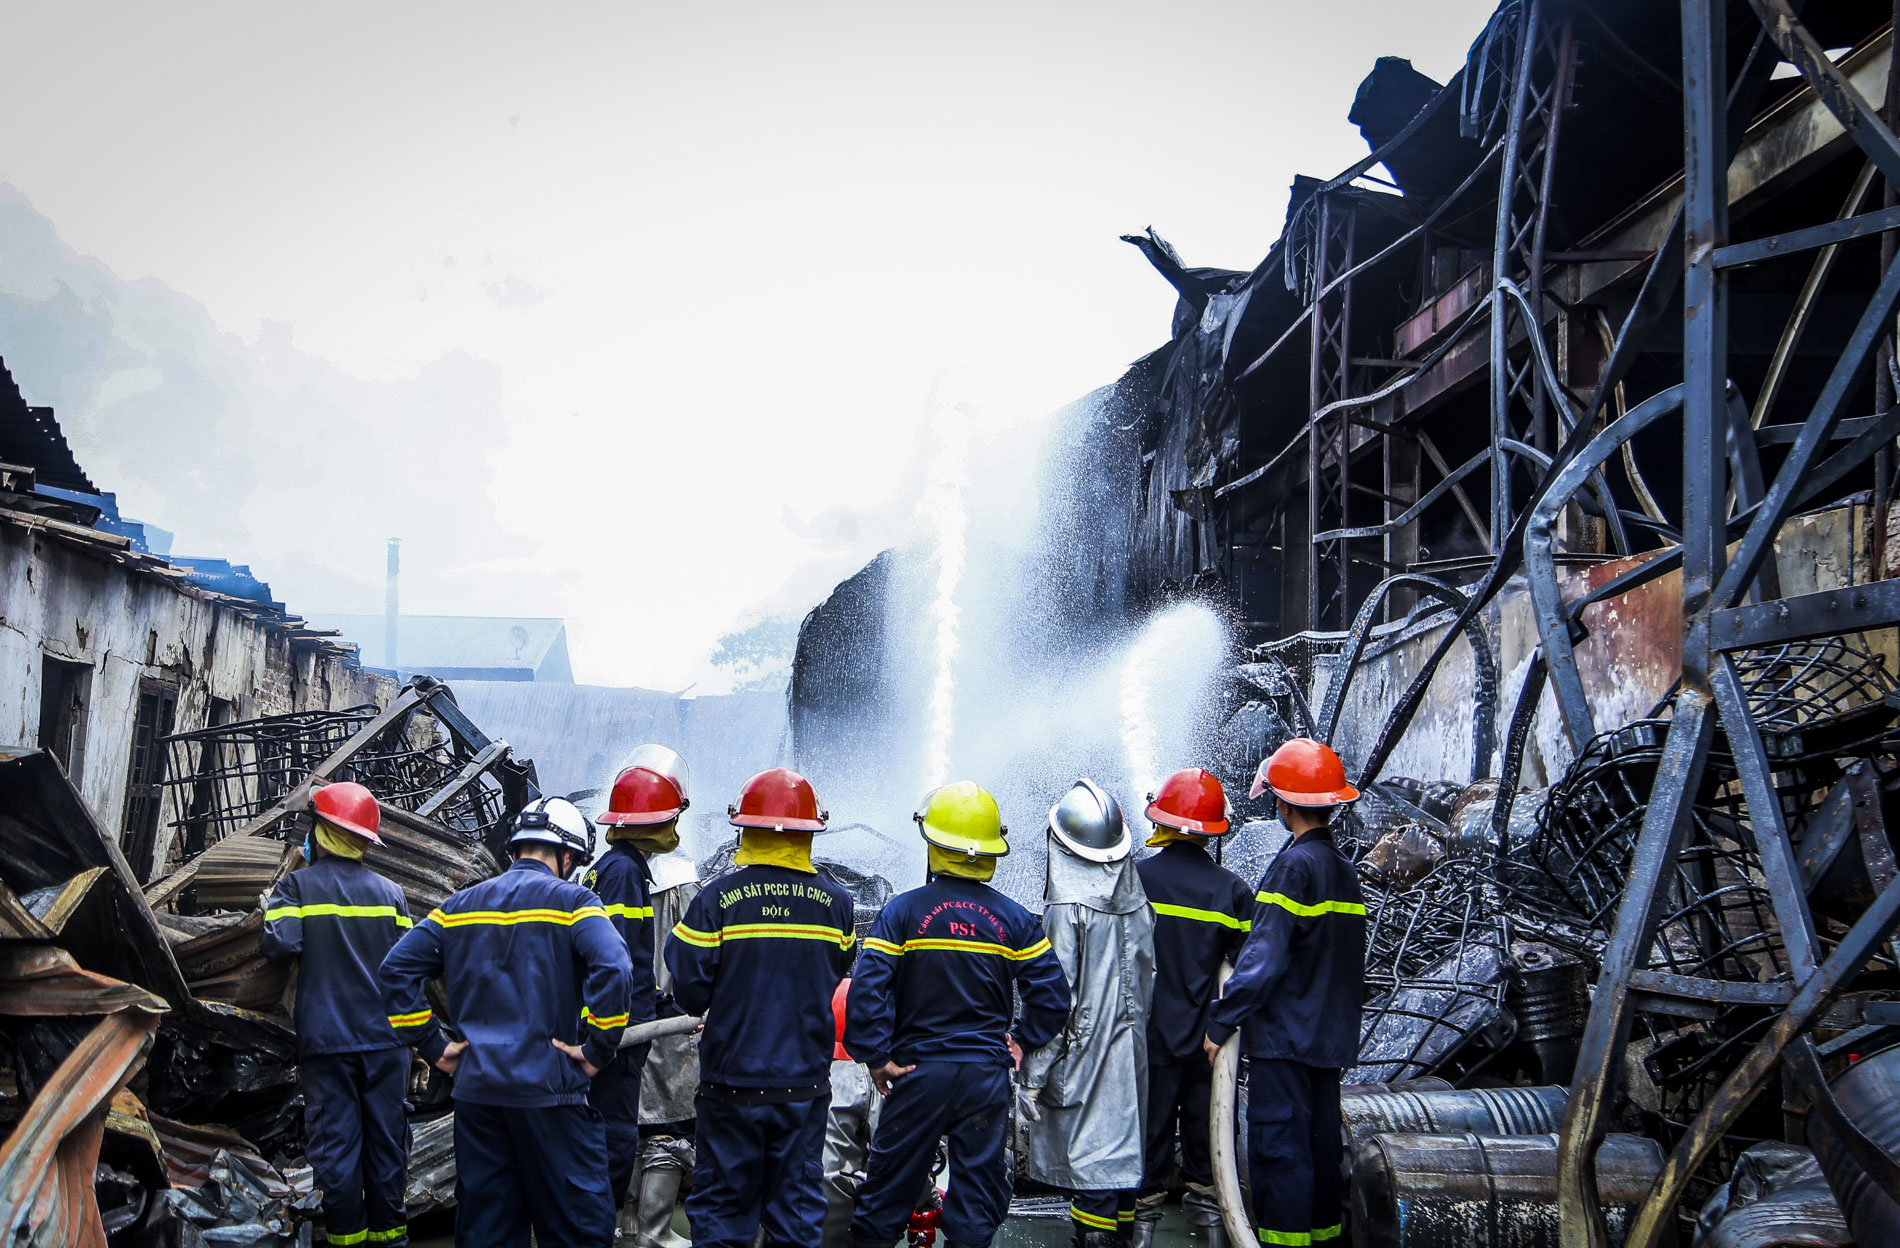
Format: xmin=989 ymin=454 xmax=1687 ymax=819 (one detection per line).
xmin=918 ymin=406 xmax=971 ymax=791
xmin=1118 ymin=603 xmax=1229 ymax=826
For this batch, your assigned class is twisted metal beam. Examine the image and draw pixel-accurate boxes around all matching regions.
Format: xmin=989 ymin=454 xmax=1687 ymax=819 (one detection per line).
xmin=1315 ymin=575 xmax=1499 ymax=782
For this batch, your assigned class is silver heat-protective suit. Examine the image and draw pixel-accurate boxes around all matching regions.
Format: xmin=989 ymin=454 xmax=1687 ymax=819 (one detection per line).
xmin=639 ymin=852 xmax=702 ymax=1124
xmin=624 ymin=851 xmax=701 ymax=1248
xmin=1021 ymin=835 xmax=1156 ymax=1192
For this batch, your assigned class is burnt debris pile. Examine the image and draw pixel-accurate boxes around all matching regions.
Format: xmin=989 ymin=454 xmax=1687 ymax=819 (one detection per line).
xmin=1330 ymin=625 xmax=1900 ymax=1240
xmin=0 ymin=677 xmax=532 ymax=1246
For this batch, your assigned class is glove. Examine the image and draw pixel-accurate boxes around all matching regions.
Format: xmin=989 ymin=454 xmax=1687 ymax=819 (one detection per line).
xmin=1016 ymin=1085 xmax=1042 ymax=1122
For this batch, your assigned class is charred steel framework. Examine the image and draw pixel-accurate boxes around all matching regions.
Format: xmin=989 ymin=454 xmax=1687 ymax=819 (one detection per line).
xmin=143 ymin=675 xmax=541 ymax=900
xmin=1557 ymin=3 xmax=1900 ymax=1243
xmin=1231 ymin=0 xmax=1900 ymax=1238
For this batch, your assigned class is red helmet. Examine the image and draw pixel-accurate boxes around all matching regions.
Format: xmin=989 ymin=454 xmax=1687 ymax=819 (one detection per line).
xmin=1145 ymin=768 xmax=1231 ymax=835
xmin=1251 ymin=738 xmax=1359 ymax=807
xmin=312 ymin=781 xmax=383 ymax=844
xmin=601 ymin=745 xmax=690 ymax=825
xmin=728 ymin=767 xmax=827 ymax=832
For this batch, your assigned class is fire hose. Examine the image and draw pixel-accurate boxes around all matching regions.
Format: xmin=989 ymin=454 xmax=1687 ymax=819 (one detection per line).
xmin=618 ymin=1013 xmax=704 ymax=1049
xmin=1208 ymin=962 xmax=1253 ymax=1244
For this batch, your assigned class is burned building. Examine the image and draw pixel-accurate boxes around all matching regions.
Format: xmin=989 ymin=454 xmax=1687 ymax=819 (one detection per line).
xmin=1085 ymin=1 xmax=1900 ymax=1241
xmin=0 ymin=360 xmax=395 ymax=883
xmin=787 ymin=0 xmax=1900 ymax=1242
xmin=0 ymin=355 xmax=544 ymax=1244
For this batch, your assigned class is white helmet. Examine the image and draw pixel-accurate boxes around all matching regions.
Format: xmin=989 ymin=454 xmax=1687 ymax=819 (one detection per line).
xmin=509 ymin=796 xmax=595 ymax=859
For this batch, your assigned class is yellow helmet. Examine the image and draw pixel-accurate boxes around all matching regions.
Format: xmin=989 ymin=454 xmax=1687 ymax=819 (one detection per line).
xmin=914 ymin=780 xmax=1010 ymax=858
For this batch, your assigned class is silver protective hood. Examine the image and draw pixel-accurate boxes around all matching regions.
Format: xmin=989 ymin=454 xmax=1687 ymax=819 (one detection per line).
xmin=1045 ymin=827 xmax=1147 ymax=915
xmin=646 ymin=851 xmax=700 ymax=894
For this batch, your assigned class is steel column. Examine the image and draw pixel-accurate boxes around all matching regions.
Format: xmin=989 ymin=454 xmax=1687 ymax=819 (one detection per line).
xmin=1557 ymin=3 xmax=1728 ymax=1242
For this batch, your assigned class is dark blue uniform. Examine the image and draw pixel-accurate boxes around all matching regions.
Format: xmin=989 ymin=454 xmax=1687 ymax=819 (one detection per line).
xmin=1206 ymin=828 xmax=1365 ymax=1248
xmin=581 ymin=843 xmax=660 ymax=1208
xmin=665 ymin=863 xmax=854 ymax=1248
xmin=379 ymin=858 xmax=633 ymax=1248
xmin=1135 ymin=840 xmax=1252 ymax=1191
xmin=844 ymin=876 xmax=1071 ymax=1248
xmin=262 ymin=856 xmax=414 ymax=1248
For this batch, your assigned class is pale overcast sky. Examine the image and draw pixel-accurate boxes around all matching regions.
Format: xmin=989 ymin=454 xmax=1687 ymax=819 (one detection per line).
xmin=0 ymin=0 xmax=1497 ymax=689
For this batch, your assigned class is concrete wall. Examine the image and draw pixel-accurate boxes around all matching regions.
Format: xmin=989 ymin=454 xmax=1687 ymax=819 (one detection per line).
xmin=0 ymin=521 xmax=392 ymax=868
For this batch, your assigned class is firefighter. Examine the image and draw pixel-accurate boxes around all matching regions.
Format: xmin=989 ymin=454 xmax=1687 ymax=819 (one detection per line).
xmin=586 ymin=746 xmax=689 ymax=1215
xmin=821 ymin=976 xmax=878 ymax=1248
xmin=380 ymin=796 xmax=633 ymax=1248
xmin=664 ymin=767 xmax=855 ymax=1248
xmin=1131 ymin=768 xmax=1251 ymax=1248
xmin=845 ymin=781 xmax=1072 ymax=1248
xmin=1022 ymin=779 xmax=1156 ymax=1248
xmin=1203 ymin=740 xmax=1366 ymax=1248
xmin=261 ymin=782 xmax=413 ymax=1248
xmin=629 ymin=848 xmax=703 ymax=1248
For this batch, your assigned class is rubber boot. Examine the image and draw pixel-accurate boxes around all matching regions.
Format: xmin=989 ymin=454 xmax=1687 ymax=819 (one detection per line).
xmin=1075 ymin=1232 xmax=1128 ymax=1248
xmin=631 ymin=1158 xmax=690 ymax=1248
xmin=1128 ymin=1190 xmax=1164 ymax=1248
xmin=1182 ymin=1183 xmax=1228 ymax=1248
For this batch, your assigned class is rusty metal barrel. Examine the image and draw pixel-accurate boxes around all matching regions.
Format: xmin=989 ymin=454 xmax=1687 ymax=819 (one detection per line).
xmin=1341 ymin=1084 xmax=1569 ymax=1157
xmin=1804 ymin=1044 xmax=1900 ymax=1246
xmin=1340 ymin=1076 xmax=1454 ymax=1097
xmin=1350 ymin=1131 xmax=1665 ymax=1247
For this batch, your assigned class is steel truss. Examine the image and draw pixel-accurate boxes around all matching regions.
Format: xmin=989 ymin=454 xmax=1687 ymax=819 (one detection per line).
xmin=1301 ymin=0 xmax=1581 ymax=630
xmin=1307 ymin=192 xmax=1359 ymax=630
xmin=1489 ymin=0 xmax=1576 ymax=541
xmin=1553 ymin=4 xmax=1900 ymax=1244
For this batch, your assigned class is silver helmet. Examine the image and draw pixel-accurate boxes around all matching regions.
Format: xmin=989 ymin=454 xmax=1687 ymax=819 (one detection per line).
xmin=1046 ymin=778 xmax=1132 ymax=863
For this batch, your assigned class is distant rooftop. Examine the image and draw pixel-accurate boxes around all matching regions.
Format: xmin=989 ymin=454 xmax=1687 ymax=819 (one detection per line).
xmin=305 ymin=614 xmax=574 ymax=683
xmin=0 ymin=358 xmax=96 ymax=494
xmin=0 ymin=354 xmax=354 ymax=658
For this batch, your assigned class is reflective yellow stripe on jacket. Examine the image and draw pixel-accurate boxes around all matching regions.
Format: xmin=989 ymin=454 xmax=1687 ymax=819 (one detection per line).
xmin=671 ymin=921 xmax=852 ymax=950
xmin=1256 ymin=891 xmax=1367 ymax=918
xmin=264 ymin=903 xmax=413 ymax=928
xmin=426 ymin=905 xmax=608 ymax=928
xmin=387 ymin=1008 xmax=433 ymax=1029
xmin=604 ymin=903 xmax=655 ymax=921
xmin=1257 ymin=1225 xmax=1343 ymax=1245
xmin=583 ymin=1005 xmax=630 ymax=1030
xmin=862 ymin=935 xmax=1053 ymax=961
xmin=1151 ymin=901 xmax=1251 ymax=931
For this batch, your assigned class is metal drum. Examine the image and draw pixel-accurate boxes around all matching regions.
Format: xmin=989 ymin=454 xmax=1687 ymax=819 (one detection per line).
xmin=1511 ymin=957 xmax=1590 ymax=1085
xmin=1805 ymin=1044 xmax=1900 ymax=1247
xmin=1340 ymin=1076 xmax=1454 ymax=1097
xmin=1340 ymin=1084 xmax=1569 ymax=1157
xmin=1350 ymin=1131 xmax=1665 ymax=1248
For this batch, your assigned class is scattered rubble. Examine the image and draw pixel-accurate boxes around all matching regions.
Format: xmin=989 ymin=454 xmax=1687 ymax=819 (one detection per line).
xmin=0 ymin=678 xmax=529 ymax=1244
